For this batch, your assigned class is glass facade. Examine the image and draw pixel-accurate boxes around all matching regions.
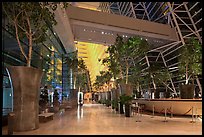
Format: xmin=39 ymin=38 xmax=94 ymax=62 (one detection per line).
xmin=2 ymin=14 xmax=67 ymax=115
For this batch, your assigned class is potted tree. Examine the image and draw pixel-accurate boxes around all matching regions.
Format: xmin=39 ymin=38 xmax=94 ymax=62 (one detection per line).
xmin=178 ymin=37 xmax=202 ymax=99
xmin=144 ymin=62 xmax=174 ymax=99
xmin=2 ymin=2 xmax=68 ymax=131
xmin=101 ymin=35 xmax=150 ymax=115
xmin=119 ymin=94 xmax=133 ymax=117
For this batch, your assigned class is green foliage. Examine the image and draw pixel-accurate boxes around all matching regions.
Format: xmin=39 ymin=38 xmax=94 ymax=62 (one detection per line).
xmin=111 ymin=99 xmax=118 ymax=108
xmin=149 ymin=63 xmax=171 ymax=86
xmin=2 ymin=2 xmax=68 ymax=67
xmin=119 ymin=94 xmax=133 ymax=105
xmin=101 ymin=35 xmax=150 ymax=85
xmin=93 ymin=70 xmax=113 ymax=91
xmin=105 ymin=99 xmax=111 ymax=106
xmin=77 ymin=58 xmax=89 ymax=91
xmin=129 ymin=62 xmax=143 ymax=89
xmin=178 ymin=37 xmax=202 ymax=83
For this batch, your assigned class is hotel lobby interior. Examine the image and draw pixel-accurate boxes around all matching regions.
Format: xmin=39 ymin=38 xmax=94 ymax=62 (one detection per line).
xmin=2 ymin=2 xmax=202 ymax=135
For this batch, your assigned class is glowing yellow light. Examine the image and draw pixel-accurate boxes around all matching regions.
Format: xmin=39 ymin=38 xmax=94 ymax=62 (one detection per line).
xmin=75 ymin=41 xmax=108 ymax=85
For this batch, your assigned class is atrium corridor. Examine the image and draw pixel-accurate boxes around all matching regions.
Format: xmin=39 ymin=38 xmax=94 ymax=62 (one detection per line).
xmin=2 ymin=103 xmax=202 ymax=135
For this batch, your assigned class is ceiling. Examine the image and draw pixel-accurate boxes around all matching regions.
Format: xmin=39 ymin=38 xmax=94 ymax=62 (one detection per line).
xmin=72 ymin=24 xmax=173 ymax=49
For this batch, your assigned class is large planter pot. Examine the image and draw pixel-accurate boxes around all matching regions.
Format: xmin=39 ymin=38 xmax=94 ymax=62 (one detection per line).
xmin=120 ymin=84 xmax=133 ymax=96
xmin=8 ymin=66 xmax=43 ymax=131
xmin=180 ymin=84 xmax=194 ymax=99
xmin=119 ymin=102 xmax=124 ymax=114
xmin=125 ymin=104 xmax=131 ymax=117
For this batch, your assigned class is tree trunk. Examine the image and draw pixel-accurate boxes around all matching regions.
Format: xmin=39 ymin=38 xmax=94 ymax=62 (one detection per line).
xmin=125 ymin=60 xmax=129 ymax=84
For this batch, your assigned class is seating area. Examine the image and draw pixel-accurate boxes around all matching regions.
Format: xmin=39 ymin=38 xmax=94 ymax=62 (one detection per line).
xmin=38 ymin=113 xmax=54 ymax=123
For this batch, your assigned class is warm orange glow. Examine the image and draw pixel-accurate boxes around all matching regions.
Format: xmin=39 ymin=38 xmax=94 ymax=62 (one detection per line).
xmin=75 ymin=41 xmax=108 ymax=85
xmin=74 ymin=2 xmax=101 ymax=11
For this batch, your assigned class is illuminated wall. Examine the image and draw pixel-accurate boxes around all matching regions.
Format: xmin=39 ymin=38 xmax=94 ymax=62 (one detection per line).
xmin=75 ymin=41 xmax=108 ymax=86
xmin=71 ymin=2 xmax=101 ymax=11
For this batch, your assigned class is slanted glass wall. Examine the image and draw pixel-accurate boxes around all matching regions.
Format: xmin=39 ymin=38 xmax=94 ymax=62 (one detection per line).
xmin=2 ymin=16 xmax=66 ymax=115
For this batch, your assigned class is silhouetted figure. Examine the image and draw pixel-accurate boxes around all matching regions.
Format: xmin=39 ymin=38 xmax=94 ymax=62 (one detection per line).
xmin=39 ymin=86 xmax=49 ymax=111
xmin=53 ymin=89 xmax=59 ymax=107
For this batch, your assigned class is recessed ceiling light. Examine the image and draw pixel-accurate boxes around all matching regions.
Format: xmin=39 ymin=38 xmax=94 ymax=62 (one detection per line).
xmin=102 ymin=32 xmax=104 ymax=34
xmin=84 ymin=29 xmax=86 ymax=31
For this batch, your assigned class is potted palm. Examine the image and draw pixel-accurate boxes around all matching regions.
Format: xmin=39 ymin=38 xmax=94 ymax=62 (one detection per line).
xmin=119 ymin=94 xmax=133 ymax=117
xmin=3 ymin=2 xmax=68 ymax=131
xmin=178 ymin=37 xmax=202 ymax=99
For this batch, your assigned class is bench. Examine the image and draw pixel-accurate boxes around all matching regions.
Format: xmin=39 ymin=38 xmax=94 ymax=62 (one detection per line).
xmin=38 ymin=113 xmax=54 ymax=123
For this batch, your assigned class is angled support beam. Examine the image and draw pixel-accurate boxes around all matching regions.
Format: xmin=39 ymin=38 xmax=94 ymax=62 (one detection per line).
xmin=192 ymin=8 xmax=202 ymax=18
xmin=183 ymin=28 xmax=202 ymax=40
xmin=150 ymin=2 xmax=164 ymax=20
xmin=120 ymin=2 xmax=126 ymax=14
xmin=149 ymin=41 xmax=179 ymax=52
xmin=196 ymin=77 xmax=202 ymax=95
xmin=160 ymin=52 xmax=177 ymax=95
xmin=124 ymin=2 xmax=132 ymax=16
xmin=148 ymin=2 xmax=157 ymax=15
xmin=167 ymin=2 xmax=185 ymax=45
xmin=162 ymin=41 xmax=181 ymax=54
xmin=155 ymin=52 xmax=161 ymax=61
xmin=163 ymin=42 xmax=182 ymax=57
xmin=145 ymin=55 xmax=150 ymax=67
xmin=189 ymin=2 xmax=199 ymax=11
xmin=116 ymin=2 xmax=122 ymax=15
xmin=183 ymin=3 xmax=202 ymax=43
xmin=141 ymin=2 xmax=151 ymax=21
xmin=130 ymin=2 xmax=137 ymax=18
xmin=174 ymin=13 xmax=200 ymax=39
xmin=172 ymin=3 xmax=184 ymax=12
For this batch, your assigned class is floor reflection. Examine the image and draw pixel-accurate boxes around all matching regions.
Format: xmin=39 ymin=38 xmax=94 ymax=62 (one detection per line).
xmin=77 ymin=105 xmax=83 ymax=119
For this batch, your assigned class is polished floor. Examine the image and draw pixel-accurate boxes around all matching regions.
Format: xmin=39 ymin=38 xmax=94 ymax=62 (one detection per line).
xmin=2 ymin=103 xmax=202 ymax=135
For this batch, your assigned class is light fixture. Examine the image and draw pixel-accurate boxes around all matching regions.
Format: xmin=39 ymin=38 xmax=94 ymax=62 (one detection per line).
xmin=169 ymin=67 xmax=178 ymax=70
xmin=84 ymin=29 xmax=86 ymax=31
xmin=102 ymin=32 xmax=104 ymax=34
